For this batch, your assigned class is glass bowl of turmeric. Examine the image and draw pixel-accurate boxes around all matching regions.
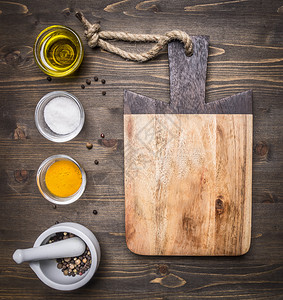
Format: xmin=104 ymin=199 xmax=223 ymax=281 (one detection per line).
xmin=37 ymin=155 xmax=86 ymax=205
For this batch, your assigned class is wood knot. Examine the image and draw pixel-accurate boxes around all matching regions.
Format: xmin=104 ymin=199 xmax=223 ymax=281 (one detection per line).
xmin=99 ymin=139 xmax=119 ymax=150
xmin=215 ymin=198 xmax=224 ymax=215
xmin=157 ymin=264 xmax=169 ymax=275
xmin=150 ymin=274 xmax=186 ymax=288
xmin=14 ymin=170 xmax=29 ymax=183
xmin=262 ymin=192 xmax=278 ymax=203
xmin=0 ymin=46 xmax=33 ymax=69
xmin=255 ymin=141 xmax=269 ymax=158
xmin=13 ymin=125 xmax=27 ymax=140
xmin=5 ymin=50 xmax=22 ymax=66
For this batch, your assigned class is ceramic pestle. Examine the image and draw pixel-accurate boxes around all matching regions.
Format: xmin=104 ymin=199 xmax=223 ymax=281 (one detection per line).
xmin=13 ymin=237 xmax=86 ymax=264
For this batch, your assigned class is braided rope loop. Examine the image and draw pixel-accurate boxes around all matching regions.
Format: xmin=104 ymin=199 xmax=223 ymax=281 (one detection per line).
xmin=75 ymin=11 xmax=193 ymax=62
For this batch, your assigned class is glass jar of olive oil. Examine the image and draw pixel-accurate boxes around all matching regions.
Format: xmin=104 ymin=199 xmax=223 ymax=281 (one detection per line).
xmin=34 ymin=25 xmax=84 ymax=77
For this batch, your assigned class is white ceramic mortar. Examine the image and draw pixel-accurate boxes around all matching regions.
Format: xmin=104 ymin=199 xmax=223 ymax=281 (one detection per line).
xmin=28 ymin=222 xmax=100 ymax=291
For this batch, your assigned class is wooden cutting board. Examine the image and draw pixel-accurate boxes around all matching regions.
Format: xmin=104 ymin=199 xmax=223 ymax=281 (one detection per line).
xmin=124 ymin=36 xmax=253 ymax=256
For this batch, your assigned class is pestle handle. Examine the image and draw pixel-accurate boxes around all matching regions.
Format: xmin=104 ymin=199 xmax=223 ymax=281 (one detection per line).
xmin=13 ymin=237 xmax=86 ymax=264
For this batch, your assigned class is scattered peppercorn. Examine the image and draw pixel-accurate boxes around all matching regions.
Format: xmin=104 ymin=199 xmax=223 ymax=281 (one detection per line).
xmin=55 ymin=221 xmax=59 ymax=224
xmin=93 ymin=209 xmax=98 ymax=215
xmin=86 ymin=142 xmax=93 ymax=150
xmin=94 ymin=76 xmax=98 ymax=81
xmin=52 ymin=204 xmax=57 ymax=209
xmin=47 ymin=76 xmax=52 ymax=82
xmin=94 ymin=160 xmax=99 ymax=165
xmin=102 ymin=91 xmax=106 ymax=96
xmin=100 ymin=133 xmax=105 ymax=138
xmin=86 ymin=79 xmax=91 ymax=85
xmin=81 ymin=84 xmax=85 ymax=89
xmin=101 ymin=79 xmax=106 ymax=84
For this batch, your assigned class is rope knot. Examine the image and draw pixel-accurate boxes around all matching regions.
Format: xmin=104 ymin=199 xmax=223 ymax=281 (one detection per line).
xmin=165 ymin=30 xmax=193 ymax=56
xmin=76 ymin=11 xmax=193 ymax=62
xmin=85 ymin=23 xmax=101 ymax=48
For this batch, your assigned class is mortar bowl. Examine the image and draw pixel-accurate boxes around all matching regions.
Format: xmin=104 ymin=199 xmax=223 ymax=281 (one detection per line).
xmin=29 ymin=222 xmax=100 ymax=291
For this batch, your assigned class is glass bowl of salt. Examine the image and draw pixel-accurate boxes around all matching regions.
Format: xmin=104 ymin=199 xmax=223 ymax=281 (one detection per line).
xmin=35 ymin=91 xmax=85 ymax=142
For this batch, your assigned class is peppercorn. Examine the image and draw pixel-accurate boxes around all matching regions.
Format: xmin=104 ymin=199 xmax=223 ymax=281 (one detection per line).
xmin=81 ymin=84 xmax=85 ymax=89
xmin=57 ymin=263 xmax=63 ymax=269
xmin=94 ymin=160 xmax=99 ymax=165
xmin=100 ymin=133 xmax=105 ymax=138
xmin=101 ymin=79 xmax=106 ymax=84
xmin=48 ymin=233 xmax=91 ymax=277
xmin=94 ymin=76 xmax=98 ymax=81
xmin=86 ymin=79 xmax=91 ymax=85
xmin=93 ymin=209 xmax=98 ymax=215
xmin=86 ymin=142 xmax=93 ymax=150
xmin=47 ymin=76 xmax=52 ymax=82
xmin=102 ymin=91 xmax=106 ymax=96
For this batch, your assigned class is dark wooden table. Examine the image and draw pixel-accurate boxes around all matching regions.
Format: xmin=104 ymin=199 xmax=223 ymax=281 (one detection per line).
xmin=0 ymin=1 xmax=282 ymax=299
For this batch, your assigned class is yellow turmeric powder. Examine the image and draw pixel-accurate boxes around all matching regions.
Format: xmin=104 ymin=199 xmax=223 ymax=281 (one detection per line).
xmin=45 ymin=159 xmax=82 ymax=197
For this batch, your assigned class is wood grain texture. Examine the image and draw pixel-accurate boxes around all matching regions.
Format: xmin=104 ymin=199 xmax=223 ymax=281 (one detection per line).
xmin=0 ymin=0 xmax=282 ymax=299
xmin=125 ymin=114 xmax=252 ymax=256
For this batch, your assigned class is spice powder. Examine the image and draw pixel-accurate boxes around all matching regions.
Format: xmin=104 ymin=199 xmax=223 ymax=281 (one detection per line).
xmin=45 ymin=160 xmax=82 ymax=197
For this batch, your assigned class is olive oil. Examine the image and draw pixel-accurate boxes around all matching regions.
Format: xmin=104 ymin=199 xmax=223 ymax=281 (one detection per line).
xmin=45 ymin=36 xmax=77 ymax=70
xmin=43 ymin=31 xmax=78 ymax=71
xmin=34 ymin=25 xmax=83 ymax=77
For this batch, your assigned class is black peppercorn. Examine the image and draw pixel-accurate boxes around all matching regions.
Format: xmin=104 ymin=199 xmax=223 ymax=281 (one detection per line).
xmin=47 ymin=76 xmax=52 ymax=82
xmin=101 ymin=79 xmax=106 ymax=84
xmin=102 ymin=91 xmax=106 ymax=96
xmin=86 ymin=79 xmax=91 ymax=85
xmin=93 ymin=209 xmax=98 ymax=215
xmin=94 ymin=160 xmax=99 ymax=165
xmin=94 ymin=76 xmax=98 ymax=81
xmin=81 ymin=84 xmax=85 ymax=89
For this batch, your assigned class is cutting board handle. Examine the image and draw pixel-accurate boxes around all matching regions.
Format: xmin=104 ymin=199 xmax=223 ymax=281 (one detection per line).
xmin=124 ymin=36 xmax=252 ymax=115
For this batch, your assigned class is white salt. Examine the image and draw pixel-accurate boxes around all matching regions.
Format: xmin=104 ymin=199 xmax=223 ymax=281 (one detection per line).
xmin=44 ymin=96 xmax=81 ymax=135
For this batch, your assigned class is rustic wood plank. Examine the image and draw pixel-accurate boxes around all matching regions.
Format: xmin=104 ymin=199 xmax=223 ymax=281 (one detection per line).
xmin=124 ymin=114 xmax=252 ymax=255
